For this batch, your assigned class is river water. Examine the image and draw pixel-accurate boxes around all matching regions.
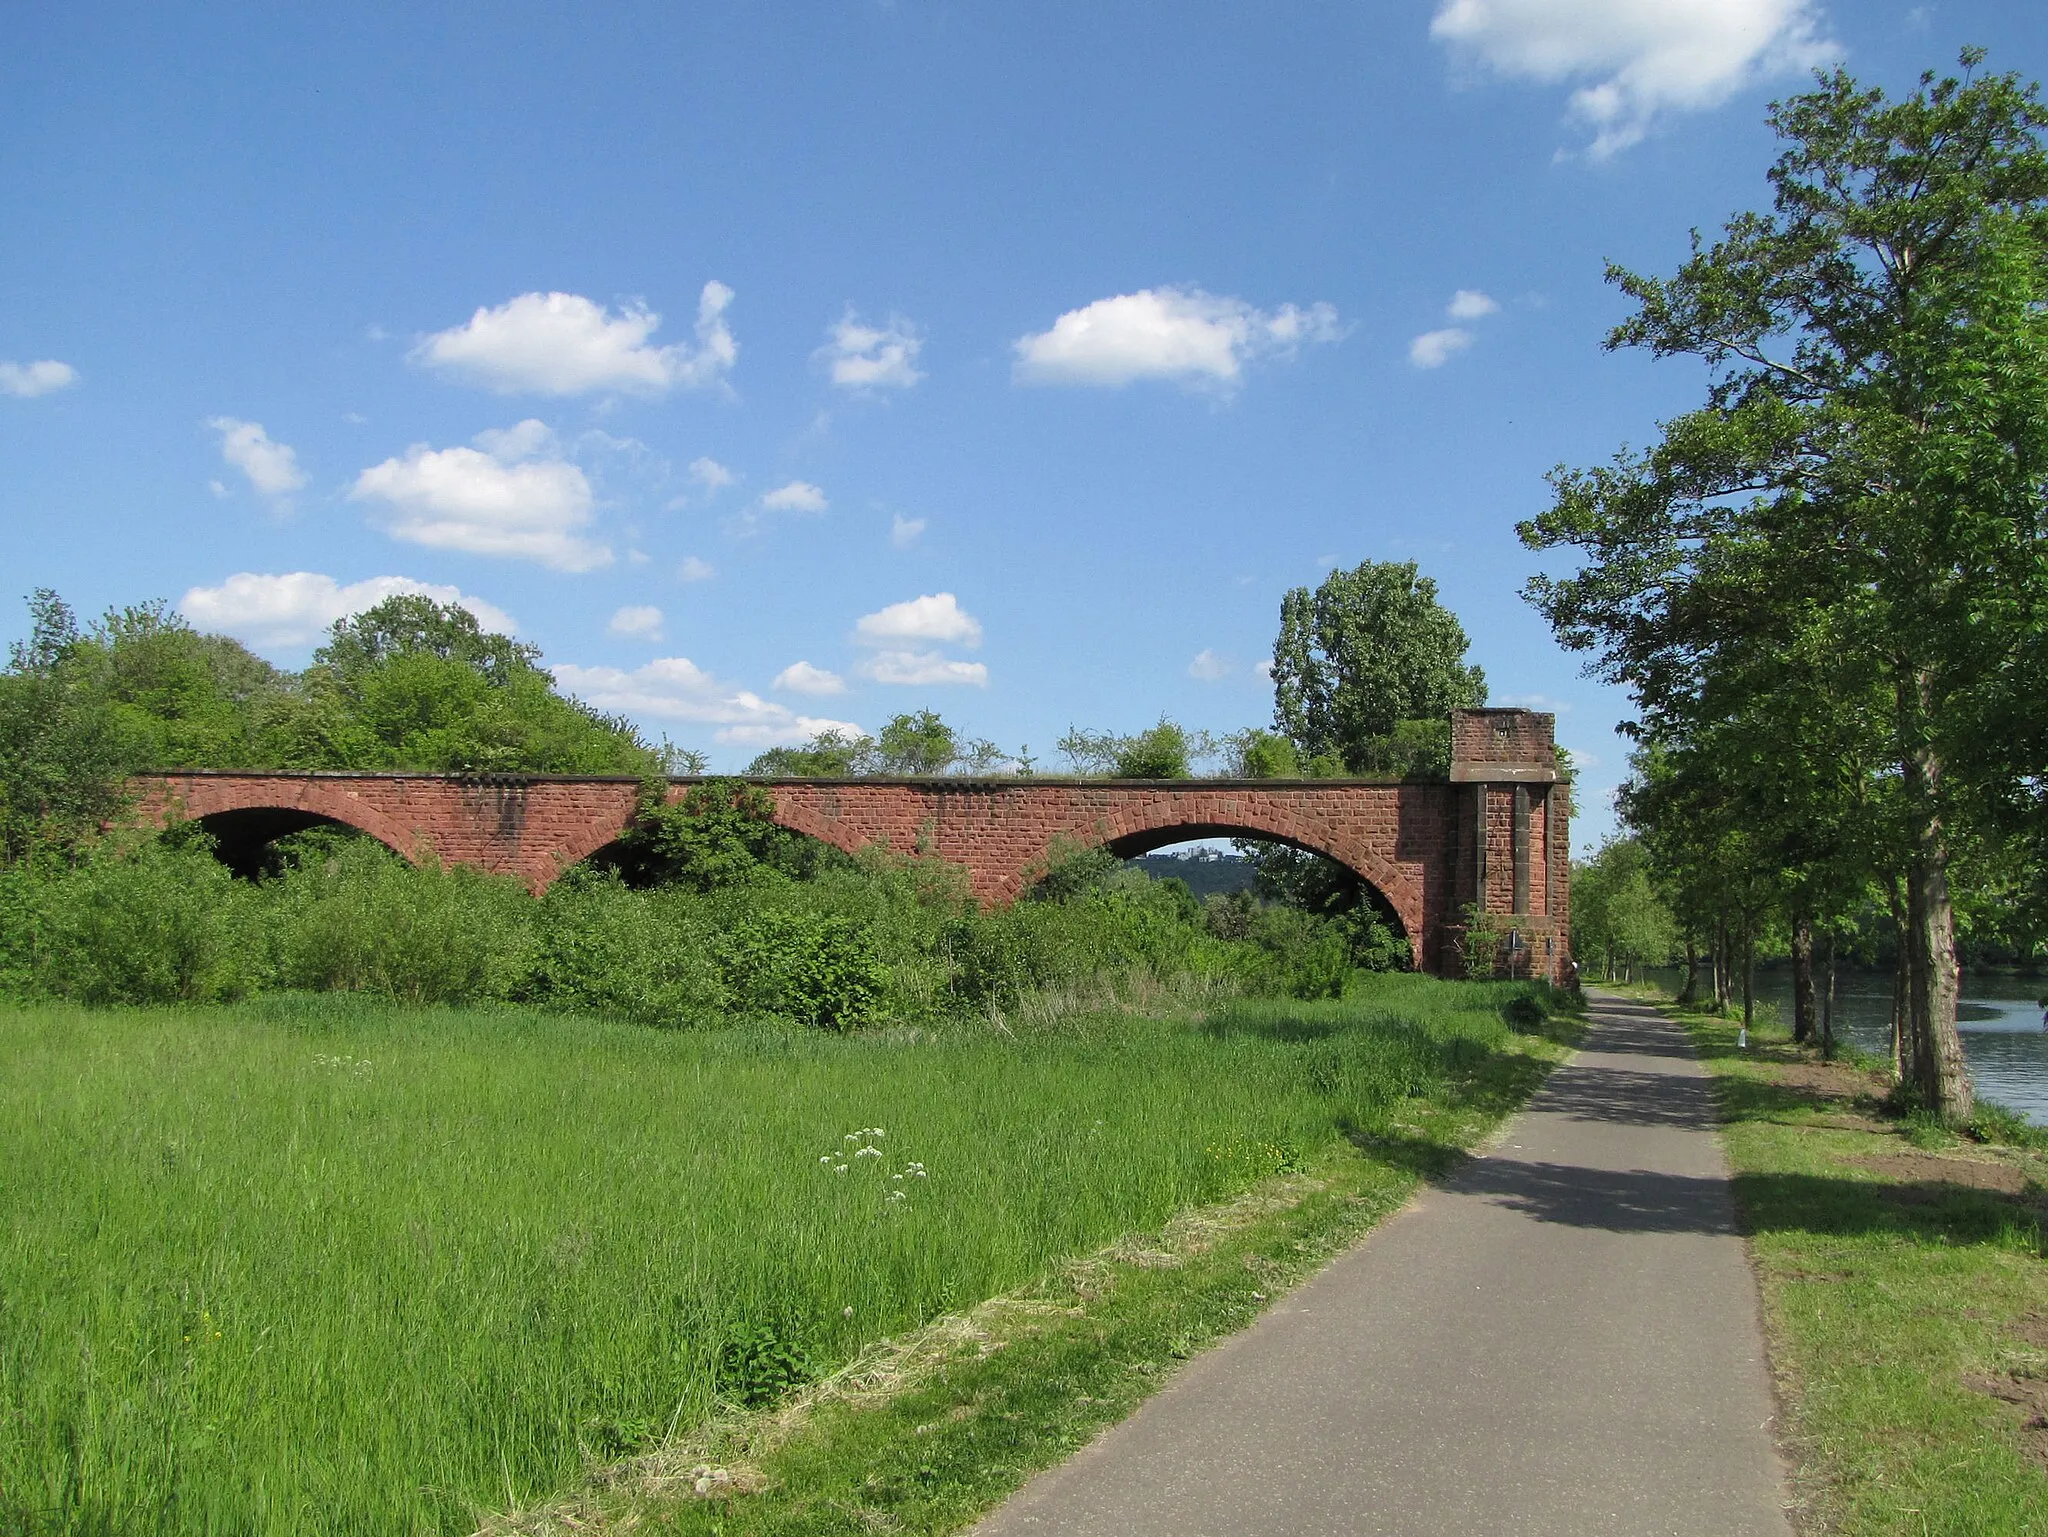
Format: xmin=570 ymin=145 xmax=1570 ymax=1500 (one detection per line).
xmin=1643 ymin=966 xmax=2048 ymax=1126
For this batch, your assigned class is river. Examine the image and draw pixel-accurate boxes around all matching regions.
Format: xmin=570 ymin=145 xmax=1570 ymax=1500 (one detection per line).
xmin=1642 ymin=966 xmax=2048 ymax=1126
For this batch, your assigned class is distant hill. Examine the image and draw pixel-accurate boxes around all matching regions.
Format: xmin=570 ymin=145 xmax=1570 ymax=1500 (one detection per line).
xmin=1130 ymin=851 xmax=1256 ymax=900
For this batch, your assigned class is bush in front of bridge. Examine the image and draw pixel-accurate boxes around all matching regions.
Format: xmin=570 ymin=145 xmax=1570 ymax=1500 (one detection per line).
xmin=0 ymin=835 xmax=262 ymax=1005
xmin=0 ymin=819 xmax=1406 ymax=1026
xmin=264 ymin=836 xmax=533 ymax=1005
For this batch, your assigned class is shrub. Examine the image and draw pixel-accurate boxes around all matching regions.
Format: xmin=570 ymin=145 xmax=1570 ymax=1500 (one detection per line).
xmin=521 ymin=874 xmax=727 ymax=1027
xmin=266 ymin=839 xmax=529 ymax=1004
xmin=716 ymin=907 xmax=887 ymax=1030
xmin=0 ymin=838 xmax=258 ymax=1004
xmin=717 ymin=1322 xmax=817 ymax=1408
xmin=1113 ymin=719 xmax=1193 ymax=779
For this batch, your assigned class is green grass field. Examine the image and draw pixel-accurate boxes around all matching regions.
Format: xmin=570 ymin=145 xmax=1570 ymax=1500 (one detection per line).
xmin=0 ymin=977 xmax=1552 ymax=1536
xmin=1659 ymin=1000 xmax=2048 ymax=1534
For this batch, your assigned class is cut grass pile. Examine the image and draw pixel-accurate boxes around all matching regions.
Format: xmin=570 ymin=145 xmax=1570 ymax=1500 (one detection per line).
xmin=1670 ymin=1000 xmax=2048 ymax=1534
xmin=0 ymin=976 xmax=1566 ymax=1536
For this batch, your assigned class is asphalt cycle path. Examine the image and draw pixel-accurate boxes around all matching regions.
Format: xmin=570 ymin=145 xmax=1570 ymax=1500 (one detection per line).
xmin=971 ymin=990 xmax=1792 ymax=1536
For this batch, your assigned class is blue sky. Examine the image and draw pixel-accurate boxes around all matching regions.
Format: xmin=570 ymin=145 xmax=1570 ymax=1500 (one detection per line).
xmin=5 ymin=1 xmax=2042 ymax=848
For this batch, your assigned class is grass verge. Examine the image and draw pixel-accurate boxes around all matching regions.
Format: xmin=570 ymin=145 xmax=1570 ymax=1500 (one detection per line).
xmin=486 ymin=992 xmax=1582 ymax=1536
xmin=0 ymin=977 xmax=1578 ymax=1537
xmin=1652 ymin=991 xmax=2048 ymax=1534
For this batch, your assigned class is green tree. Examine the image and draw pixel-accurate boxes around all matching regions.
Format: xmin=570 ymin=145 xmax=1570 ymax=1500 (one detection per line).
xmin=1112 ymin=719 xmax=1193 ymax=779
xmin=317 ymin=594 xmax=538 ymax=685
xmin=0 ymin=592 xmax=130 ymax=857
xmin=872 ymin=710 xmax=958 ymax=775
xmin=747 ymin=729 xmax=871 ymax=777
xmin=1270 ymin=560 xmax=1485 ymax=775
xmin=1230 ymin=728 xmax=1300 ymax=778
xmin=1570 ymin=837 xmax=1678 ymax=983
xmin=290 ymin=597 xmax=658 ymax=775
xmin=1057 ymin=719 xmax=1214 ymax=778
xmin=1522 ymin=53 xmax=2048 ymax=1120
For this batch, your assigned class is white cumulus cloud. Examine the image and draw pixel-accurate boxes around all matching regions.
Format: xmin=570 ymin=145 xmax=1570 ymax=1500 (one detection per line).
xmin=1448 ymin=289 xmax=1500 ymax=320
xmin=1014 ymin=286 xmax=1339 ymax=388
xmin=689 ymin=456 xmax=735 ymax=492
xmin=818 ymin=311 xmax=924 ymax=390
xmin=852 ymin=592 xmax=986 ymax=687
xmin=677 ymin=555 xmax=715 ymax=582
xmin=857 ymin=650 xmax=990 ymax=688
xmin=1409 ymin=328 xmax=1475 ymax=369
xmin=1188 ymin=649 xmax=1231 ymax=681
xmin=761 ymin=480 xmax=828 ymax=514
xmin=208 ymin=417 xmax=309 ymax=504
xmin=1431 ymin=0 xmax=1836 ymax=158
xmin=552 ymin=657 xmax=862 ymax=748
xmin=733 ymin=479 xmax=828 ymax=535
xmin=890 ymin=513 xmax=926 ymax=549
xmin=178 ymin=572 xmax=516 ymax=652
xmin=854 ymin=592 xmax=982 ymax=648
xmin=0 ymin=359 xmax=79 ymax=397
xmin=411 ymin=282 xmax=737 ymax=395
xmin=350 ymin=420 xmax=611 ymax=572
xmin=773 ymin=660 xmax=847 ymax=696
xmin=608 ymin=604 xmax=664 ymax=641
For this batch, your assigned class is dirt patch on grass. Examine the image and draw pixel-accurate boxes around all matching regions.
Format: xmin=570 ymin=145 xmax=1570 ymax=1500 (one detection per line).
xmin=1846 ymin=1153 xmax=2031 ymax=1194
xmin=1767 ymin=1061 xmax=1875 ymax=1101
xmin=1962 ymin=1371 xmax=2048 ymax=1471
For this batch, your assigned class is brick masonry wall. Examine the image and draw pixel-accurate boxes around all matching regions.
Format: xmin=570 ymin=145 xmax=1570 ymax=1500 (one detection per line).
xmin=133 ymin=716 xmax=1573 ymax=984
xmin=140 ymin=773 xmax=644 ymax=893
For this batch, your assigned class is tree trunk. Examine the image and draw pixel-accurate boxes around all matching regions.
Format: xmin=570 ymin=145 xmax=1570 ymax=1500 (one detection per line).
xmin=1898 ymin=677 xmax=1971 ymax=1121
xmin=1679 ymin=937 xmax=1700 ymax=1005
xmin=1822 ymin=928 xmax=1837 ymax=1062
xmin=1887 ymin=881 xmax=1907 ymax=1084
xmin=1741 ymin=914 xmax=1755 ymax=1038
xmin=1791 ymin=914 xmax=1816 ymax=1045
xmin=1714 ymin=918 xmax=1729 ymax=1011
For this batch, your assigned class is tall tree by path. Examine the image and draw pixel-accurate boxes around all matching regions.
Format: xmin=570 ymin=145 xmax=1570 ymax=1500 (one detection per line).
xmin=1522 ymin=52 xmax=2048 ymax=1120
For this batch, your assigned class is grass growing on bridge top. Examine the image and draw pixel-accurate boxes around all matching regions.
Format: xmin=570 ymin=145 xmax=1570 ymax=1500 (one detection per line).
xmin=0 ymin=976 xmax=1556 ymax=1537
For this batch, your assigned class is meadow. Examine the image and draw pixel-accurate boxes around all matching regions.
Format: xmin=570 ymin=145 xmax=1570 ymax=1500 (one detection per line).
xmin=0 ymin=975 xmax=1550 ymax=1536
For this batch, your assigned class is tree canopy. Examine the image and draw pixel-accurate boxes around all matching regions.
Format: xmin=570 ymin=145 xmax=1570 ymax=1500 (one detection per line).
xmin=1270 ymin=560 xmax=1485 ymax=777
xmin=0 ymin=591 xmax=664 ymax=855
xmin=1521 ymin=51 xmax=2048 ymax=1118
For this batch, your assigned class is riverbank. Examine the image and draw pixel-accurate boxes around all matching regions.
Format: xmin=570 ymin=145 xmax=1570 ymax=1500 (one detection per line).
xmin=1642 ymin=966 xmax=2048 ymax=1127
xmin=1624 ymin=987 xmax=2048 ymax=1532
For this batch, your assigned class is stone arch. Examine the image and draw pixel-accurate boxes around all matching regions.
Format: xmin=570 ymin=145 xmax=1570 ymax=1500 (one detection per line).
xmin=1028 ymin=800 xmax=1425 ymax=970
xmin=149 ymin=777 xmax=421 ymax=878
xmin=535 ymin=817 xmax=651 ymax=891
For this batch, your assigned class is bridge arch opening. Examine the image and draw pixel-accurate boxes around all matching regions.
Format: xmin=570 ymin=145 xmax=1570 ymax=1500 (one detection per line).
xmin=184 ymin=808 xmax=406 ymax=881
xmin=565 ymin=818 xmax=857 ymax=890
xmin=1031 ymin=819 xmax=1419 ymax=971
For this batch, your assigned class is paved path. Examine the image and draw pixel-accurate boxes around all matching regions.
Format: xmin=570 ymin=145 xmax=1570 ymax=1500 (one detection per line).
xmin=972 ymin=991 xmax=1791 ymax=1536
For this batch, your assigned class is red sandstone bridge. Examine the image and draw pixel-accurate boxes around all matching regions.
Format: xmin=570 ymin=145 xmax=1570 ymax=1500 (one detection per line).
xmin=134 ymin=708 xmax=1570 ymax=983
